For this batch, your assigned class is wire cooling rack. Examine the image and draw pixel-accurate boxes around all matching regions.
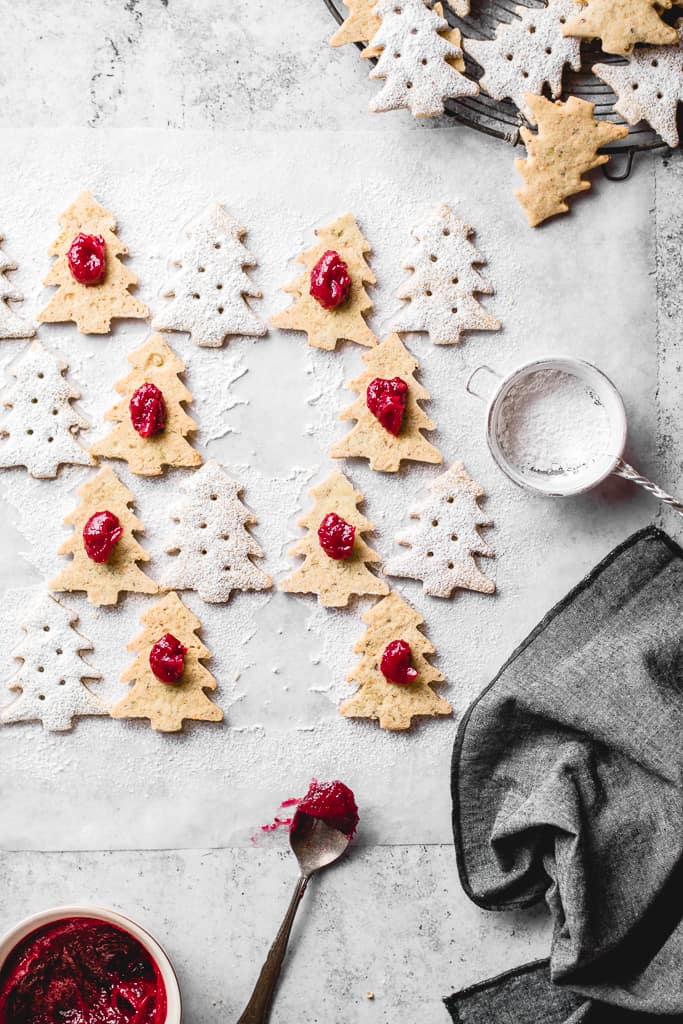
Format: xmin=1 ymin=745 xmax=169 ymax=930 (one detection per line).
xmin=323 ymin=0 xmax=672 ymax=177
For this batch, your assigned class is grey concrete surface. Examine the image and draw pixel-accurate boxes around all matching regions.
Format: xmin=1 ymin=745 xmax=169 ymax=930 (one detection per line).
xmin=0 ymin=2 xmax=681 ymax=1022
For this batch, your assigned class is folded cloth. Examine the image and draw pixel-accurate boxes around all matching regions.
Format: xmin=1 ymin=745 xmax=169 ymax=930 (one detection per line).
xmin=444 ymin=960 xmax=675 ymax=1024
xmin=450 ymin=527 xmax=683 ymax=1021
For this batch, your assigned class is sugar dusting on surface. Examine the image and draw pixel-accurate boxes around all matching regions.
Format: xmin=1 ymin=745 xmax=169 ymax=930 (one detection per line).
xmin=0 ymin=129 xmax=655 ymax=851
xmin=498 ymin=369 xmax=612 ymax=478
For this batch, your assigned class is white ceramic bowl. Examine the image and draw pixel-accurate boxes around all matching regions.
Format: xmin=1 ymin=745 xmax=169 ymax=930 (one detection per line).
xmin=0 ymin=905 xmax=182 ymax=1023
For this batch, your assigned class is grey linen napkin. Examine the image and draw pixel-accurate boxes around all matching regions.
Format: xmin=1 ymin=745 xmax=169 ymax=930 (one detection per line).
xmin=449 ymin=527 xmax=683 ymax=1022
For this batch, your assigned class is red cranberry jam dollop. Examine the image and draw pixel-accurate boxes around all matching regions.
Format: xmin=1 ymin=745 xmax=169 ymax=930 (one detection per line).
xmin=149 ymin=633 xmax=187 ymax=683
xmin=309 ymin=250 xmax=351 ymax=310
xmin=129 ymin=382 xmax=166 ymax=438
xmin=82 ymin=510 xmax=123 ymax=564
xmin=0 ymin=916 xmax=167 ymax=1024
xmin=66 ymin=233 xmax=107 ymax=285
xmin=318 ymin=512 xmax=356 ymax=560
xmin=381 ymin=639 xmax=418 ymax=685
xmin=366 ymin=377 xmax=408 ymax=436
xmin=292 ymin=779 xmax=359 ymax=837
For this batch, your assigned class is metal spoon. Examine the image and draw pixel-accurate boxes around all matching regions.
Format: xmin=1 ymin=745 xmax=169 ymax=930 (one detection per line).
xmin=237 ymin=814 xmax=352 ymax=1023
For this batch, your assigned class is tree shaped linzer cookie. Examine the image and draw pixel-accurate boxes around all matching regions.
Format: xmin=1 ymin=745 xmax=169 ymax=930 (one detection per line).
xmin=464 ymin=0 xmax=582 ymax=122
xmin=37 ymin=191 xmax=149 ymax=335
xmin=332 ymin=1 xmax=466 ymax=62
xmin=1 ymin=592 xmax=106 ymax=732
xmin=385 ymin=463 xmax=495 ymax=598
xmin=270 ymin=213 xmax=376 ymax=351
xmin=331 ymin=333 xmax=441 ymax=473
xmin=392 ymin=204 xmax=500 ymax=346
xmin=514 ymin=94 xmax=628 ymax=227
xmin=110 ymin=591 xmax=223 ymax=732
xmin=367 ymin=0 xmax=478 ymax=118
xmin=0 ymin=339 xmax=94 ymax=478
xmin=50 ymin=466 xmax=159 ymax=606
xmin=330 ymin=0 xmax=380 ymax=49
xmin=340 ymin=590 xmax=451 ymax=730
xmin=0 ymin=233 xmax=34 ymax=340
xmin=164 ymin=459 xmax=272 ymax=602
xmin=153 ymin=203 xmax=266 ymax=349
xmin=280 ymin=470 xmax=389 ymax=607
xmin=91 ymin=333 xmax=201 ymax=476
xmin=594 ymin=23 xmax=683 ymax=147
xmin=563 ymin=0 xmax=676 ymax=55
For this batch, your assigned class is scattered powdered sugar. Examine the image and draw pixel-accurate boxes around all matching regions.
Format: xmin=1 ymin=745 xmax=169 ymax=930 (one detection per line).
xmin=498 ymin=368 xmax=612 ymax=477
xmin=0 ymin=129 xmax=656 ymax=852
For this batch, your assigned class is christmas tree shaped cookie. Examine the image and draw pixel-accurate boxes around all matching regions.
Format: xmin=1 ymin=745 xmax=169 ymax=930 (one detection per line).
xmin=0 ymin=339 xmax=94 ymax=478
xmin=330 ymin=0 xmax=381 ymax=50
xmin=564 ymin=0 xmax=676 ymax=55
xmin=385 ymin=463 xmax=495 ymax=598
xmin=367 ymin=0 xmax=478 ymax=118
xmin=515 ymin=94 xmax=628 ymax=227
xmin=38 ymin=191 xmax=149 ymax=335
xmin=50 ymin=466 xmax=159 ymax=606
xmin=392 ymin=204 xmax=500 ymax=346
xmin=340 ymin=590 xmax=451 ymax=730
xmin=0 ymin=233 xmax=34 ymax=340
xmin=280 ymin=470 xmax=389 ymax=607
xmin=464 ymin=0 xmax=582 ymax=122
xmin=332 ymin=1 xmax=466 ymax=61
xmin=270 ymin=213 xmax=376 ymax=351
xmin=111 ymin=591 xmax=223 ymax=732
xmin=164 ymin=459 xmax=272 ymax=602
xmin=91 ymin=333 xmax=201 ymax=476
xmin=153 ymin=203 xmax=266 ymax=349
xmin=331 ymin=333 xmax=441 ymax=473
xmin=1 ymin=592 xmax=106 ymax=732
xmin=594 ymin=23 xmax=683 ymax=147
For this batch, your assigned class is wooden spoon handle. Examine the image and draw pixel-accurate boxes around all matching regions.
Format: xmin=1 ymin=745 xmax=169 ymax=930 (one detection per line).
xmin=237 ymin=874 xmax=309 ymax=1023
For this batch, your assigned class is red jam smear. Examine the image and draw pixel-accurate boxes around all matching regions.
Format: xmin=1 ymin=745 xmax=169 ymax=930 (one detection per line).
xmin=82 ymin=510 xmax=123 ymax=564
xmin=309 ymin=250 xmax=351 ymax=310
xmin=366 ymin=377 xmax=408 ymax=436
xmin=149 ymin=633 xmax=187 ymax=684
xmin=317 ymin=512 xmax=356 ymax=560
xmin=129 ymin=383 xmax=167 ymax=438
xmin=67 ymin=233 xmax=107 ymax=285
xmin=0 ymin=917 xmax=166 ymax=1024
xmin=380 ymin=639 xmax=418 ymax=685
xmin=292 ymin=779 xmax=359 ymax=838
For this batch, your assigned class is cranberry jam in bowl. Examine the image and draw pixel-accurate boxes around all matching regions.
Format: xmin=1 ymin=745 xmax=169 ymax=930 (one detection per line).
xmin=0 ymin=906 xmax=181 ymax=1024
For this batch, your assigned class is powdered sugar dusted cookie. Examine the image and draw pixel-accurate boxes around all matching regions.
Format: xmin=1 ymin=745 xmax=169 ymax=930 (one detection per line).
xmin=368 ymin=0 xmax=478 ymax=117
xmin=271 ymin=213 xmax=376 ymax=351
xmin=340 ymin=590 xmax=451 ymax=730
xmin=280 ymin=469 xmax=389 ymax=607
xmin=50 ymin=466 xmax=160 ymax=606
xmin=385 ymin=462 xmax=495 ymax=597
xmin=164 ymin=459 xmax=272 ymax=602
xmin=1 ymin=592 xmax=106 ymax=732
xmin=594 ymin=23 xmax=683 ymax=147
xmin=111 ymin=591 xmax=223 ymax=732
xmin=515 ymin=94 xmax=628 ymax=227
xmin=37 ymin=191 xmax=149 ymax=335
xmin=563 ymin=0 xmax=676 ymax=55
xmin=392 ymin=204 xmax=500 ymax=345
xmin=465 ymin=0 xmax=582 ymax=122
xmin=91 ymin=333 xmax=201 ymax=476
xmin=153 ymin=203 xmax=266 ymax=349
xmin=331 ymin=332 xmax=441 ymax=472
xmin=334 ymin=0 xmax=466 ymax=63
xmin=0 ymin=339 xmax=94 ymax=478
xmin=0 ymin=235 xmax=34 ymax=340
